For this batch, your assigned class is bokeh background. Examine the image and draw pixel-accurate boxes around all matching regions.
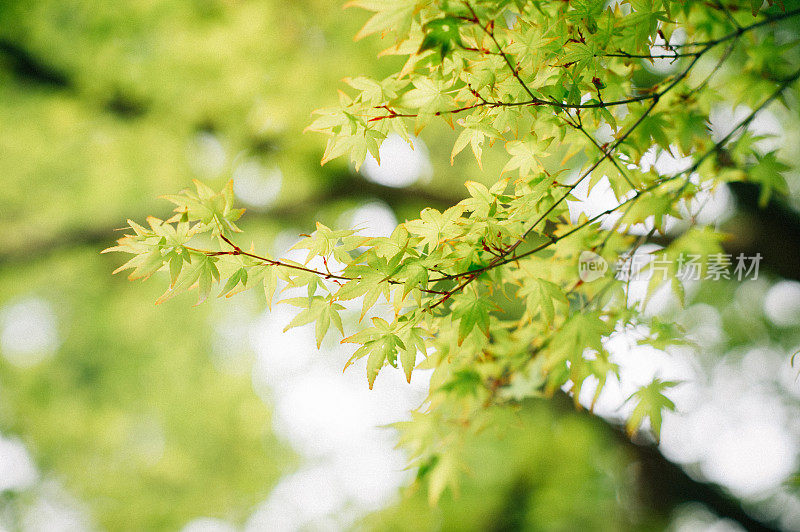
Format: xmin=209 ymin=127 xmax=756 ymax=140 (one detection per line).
xmin=2 ymin=1 xmax=800 ymax=531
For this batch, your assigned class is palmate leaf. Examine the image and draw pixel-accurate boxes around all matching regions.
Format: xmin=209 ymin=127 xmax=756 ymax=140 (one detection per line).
xmin=748 ymin=151 xmax=790 ymax=207
xmin=630 ymin=114 xmax=672 ymax=153
xmin=342 ymin=317 xmax=407 ymax=388
xmin=156 ymin=253 xmax=220 ymax=305
xmin=245 ymin=264 xmax=279 ymax=310
xmin=400 ymin=77 xmax=453 ymax=123
xmin=618 ymin=5 xmax=669 ymax=53
xmin=290 ymin=222 xmax=357 ymax=264
xmin=549 ymin=312 xmax=613 ymax=370
xmin=336 ymin=259 xmax=396 ymax=319
xmin=439 ymin=369 xmax=482 ymax=397
xmin=112 ymin=246 xmax=164 ymax=281
xmin=501 ymin=139 xmax=550 ymax=178
xmin=569 ymin=349 xmax=619 ymax=410
xmin=419 ymin=16 xmax=464 ymax=59
xmin=346 ymin=0 xmax=418 ymax=41
xmin=404 ymin=205 xmax=465 ymax=251
xmin=426 ymin=451 xmax=463 ymax=505
xmin=519 ymin=278 xmax=568 ymax=326
xmin=674 ymin=111 xmax=710 ymax=154
xmin=452 ymin=292 xmax=492 ymax=345
xmin=219 ymin=267 xmax=248 ymax=298
xmin=499 ymin=357 xmax=547 ymax=402
xmin=625 ymin=378 xmax=681 ymax=441
xmin=450 ymin=118 xmax=502 ymax=168
xmin=366 ymin=334 xmax=405 ymax=388
xmin=399 ymin=263 xmax=427 ymax=297
xmin=399 ymin=326 xmax=426 ymax=383
xmin=162 ymin=180 xmax=244 ymax=235
xmin=282 ymin=296 xmax=345 ymax=348
xmin=320 ymin=127 xmax=385 ymax=171
xmin=622 ymin=193 xmax=678 ymax=232
xmin=460 ymin=180 xmax=494 ymax=216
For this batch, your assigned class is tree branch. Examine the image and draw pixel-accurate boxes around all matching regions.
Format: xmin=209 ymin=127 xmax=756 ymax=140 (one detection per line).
xmin=548 ymin=392 xmax=781 ymax=531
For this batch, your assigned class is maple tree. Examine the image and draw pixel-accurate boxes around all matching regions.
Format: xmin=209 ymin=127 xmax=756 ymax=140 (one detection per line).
xmin=108 ymin=0 xmax=800 ymax=509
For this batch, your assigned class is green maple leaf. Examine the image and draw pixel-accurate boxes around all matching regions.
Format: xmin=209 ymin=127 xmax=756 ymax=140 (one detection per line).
xmin=439 ymin=369 xmax=482 ymax=397
xmin=501 ymin=140 xmax=550 ymax=178
xmin=162 ymin=180 xmax=244 ymax=235
xmin=625 ymin=378 xmax=680 ymax=441
xmin=419 ymin=16 xmax=464 ymax=59
xmin=749 ymin=151 xmax=790 ymax=207
xmin=519 ymin=278 xmax=567 ymax=326
xmin=452 ymin=294 xmax=492 ymax=345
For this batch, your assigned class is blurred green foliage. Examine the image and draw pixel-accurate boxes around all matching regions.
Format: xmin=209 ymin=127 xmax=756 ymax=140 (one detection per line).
xmin=0 ymin=250 xmax=293 ymax=529
xmin=2 ymin=0 xmax=800 ymax=531
xmin=365 ymin=403 xmax=656 ymax=531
